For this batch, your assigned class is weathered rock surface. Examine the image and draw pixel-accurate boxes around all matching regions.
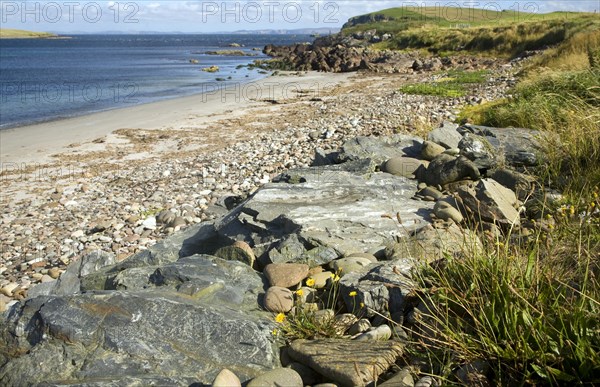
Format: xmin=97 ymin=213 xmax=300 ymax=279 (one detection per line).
xmin=288 ymin=339 xmax=404 ymax=387
xmin=247 ymin=367 xmax=304 ymax=387
xmin=339 ymin=259 xmax=417 ymax=317
xmin=425 ymin=154 xmax=480 ymax=187
xmin=428 ymin=121 xmax=463 ymax=149
xmin=222 ymin=169 xmax=432 ymax=257
xmin=459 ymin=124 xmax=543 ymax=167
xmin=456 ymin=179 xmax=521 ymax=226
xmin=264 ymin=263 xmax=309 ymax=288
xmin=337 ymin=135 xmax=423 ymax=165
xmin=0 ymin=289 xmax=278 ymax=385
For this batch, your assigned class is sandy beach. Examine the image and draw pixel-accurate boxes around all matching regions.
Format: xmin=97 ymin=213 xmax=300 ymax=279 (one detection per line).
xmin=1 ymin=72 xmax=352 ymax=165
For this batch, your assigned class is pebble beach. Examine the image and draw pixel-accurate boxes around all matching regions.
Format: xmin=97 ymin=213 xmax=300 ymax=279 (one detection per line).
xmin=0 ymin=63 xmax=516 ymax=308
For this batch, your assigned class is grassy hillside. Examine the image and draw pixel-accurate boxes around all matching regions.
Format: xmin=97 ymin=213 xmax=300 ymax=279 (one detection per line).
xmin=0 ymin=29 xmax=56 ymax=39
xmin=342 ymin=7 xmax=599 ymax=58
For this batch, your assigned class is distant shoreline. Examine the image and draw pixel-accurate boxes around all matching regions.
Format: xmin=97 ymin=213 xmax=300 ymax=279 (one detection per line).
xmin=0 ymin=28 xmax=61 ymax=39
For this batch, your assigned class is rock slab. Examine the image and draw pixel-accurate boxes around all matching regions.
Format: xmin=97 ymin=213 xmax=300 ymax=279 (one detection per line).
xmin=288 ymin=339 xmax=404 ymax=387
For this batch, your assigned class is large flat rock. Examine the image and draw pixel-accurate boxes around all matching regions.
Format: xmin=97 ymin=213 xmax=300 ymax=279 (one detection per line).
xmin=0 ymin=289 xmax=278 ymax=385
xmin=225 ymin=171 xmax=432 ymax=256
xmin=288 ymin=338 xmax=404 ymax=386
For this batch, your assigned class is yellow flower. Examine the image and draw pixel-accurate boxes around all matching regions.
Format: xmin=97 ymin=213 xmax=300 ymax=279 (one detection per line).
xmin=295 ymin=289 xmax=304 ymax=297
xmin=332 ymin=274 xmax=340 ymax=282
xmin=349 ymin=291 xmax=357 ymax=297
xmin=305 ymin=278 xmax=315 ymax=287
xmin=275 ymin=313 xmax=286 ymax=323
xmin=570 ymin=206 xmax=576 ymax=215
xmin=360 ymin=302 xmax=365 ymax=308
xmin=272 ymin=328 xmax=278 ymax=335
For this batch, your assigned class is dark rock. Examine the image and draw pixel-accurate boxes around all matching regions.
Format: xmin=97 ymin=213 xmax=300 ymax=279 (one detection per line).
xmin=458 ymin=133 xmax=498 ymax=170
xmin=288 ymin=339 xmax=404 ymax=387
xmin=339 ymin=259 xmax=417 ymax=317
xmin=425 ymin=155 xmax=480 ymax=187
xmin=0 ymin=291 xmax=279 ymax=385
xmin=490 ymin=168 xmax=535 ymax=201
xmin=459 ymin=124 xmax=543 ymax=167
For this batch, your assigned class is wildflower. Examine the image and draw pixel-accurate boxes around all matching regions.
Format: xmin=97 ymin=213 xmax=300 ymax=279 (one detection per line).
xmin=272 ymin=328 xmax=278 ymax=335
xmin=349 ymin=291 xmax=357 ymax=297
xmin=295 ymin=289 xmax=304 ymax=297
xmin=360 ymin=302 xmax=365 ymax=308
xmin=275 ymin=313 xmax=286 ymax=323
xmin=305 ymin=278 xmax=315 ymax=287
xmin=332 ymin=274 xmax=340 ymax=282
xmin=570 ymin=206 xmax=576 ymax=215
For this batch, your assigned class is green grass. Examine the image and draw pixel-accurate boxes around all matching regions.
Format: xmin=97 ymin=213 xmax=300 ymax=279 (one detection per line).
xmin=413 ymin=24 xmax=600 ymax=386
xmin=343 ymin=7 xmax=599 ymax=58
xmin=0 ymin=29 xmax=55 ymax=39
xmin=399 ymin=69 xmax=489 ymax=98
xmin=413 ymin=200 xmax=600 ymax=384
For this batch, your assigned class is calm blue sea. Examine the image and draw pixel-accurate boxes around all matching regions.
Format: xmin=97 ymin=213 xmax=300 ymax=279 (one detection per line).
xmin=0 ymin=34 xmax=309 ymax=129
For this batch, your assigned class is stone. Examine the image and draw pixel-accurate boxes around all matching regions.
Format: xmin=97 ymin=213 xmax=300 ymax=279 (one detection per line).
xmin=247 ymin=368 xmax=303 ymax=387
xmin=490 ymin=168 xmax=535 ymax=201
xmin=458 ymin=133 xmax=503 ymax=170
xmin=337 ymin=135 xmax=423 ymax=165
xmin=214 ymin=241 xmax=255 ymax=267
xmin=267 ymin=234 xmax=307 ymax=264
xmin=0 ymin=291 xmax=279 ymax=385
xmin=348 ymin=319 xmax=372 ymax=335
xmin=459 ymin=124 xmax=543 ymax=167
xmin=212 ymin=369 xmax=242 ymax=387
xmin=314 ymin=309 xmax=335 ymax=325
xmin=339 ymin=259 xmax=416 ymax=317
xmin=417 ymin=186 xmax=443 ymax=201
xmin=220 ymin=170 xmax=432 ymax=257
xmin=420 ymin=141 xmax=446 ymax=161
xmin=264 ymin=263 xmax=309 ymax=288
xmin=345 ymin=252 xmax=378 ymax=263
xmin=142 ymin=216 xmax=157 ymax=230
xmin=27 ymin=251 xmax=116 ymax=298
xmin=456 ymin=179 xmax=521 ymax=226
xmin=264 ymin=286 xmax=294 ymax=313
xmin=458 ymin=133 xmax=498 ymax=170
xmin=0 ymin=283 xmax=18 ymax=297
xmin=355 ymin=324 xmax=392 ymax=341
xmin=308 ymin=271 xmax=334 ymax=289
xmin=433 ymin=200 xmax=464 ymax=223
xmin=330 ymin=257 xmax=373 ymax=275
xmin=425 ymin=154 xmax=480 ymax=187
xmin=382 ymin=157 xmax=424 ymax=178
xmin=288 ymin=339 xmax=403 ymax=387
xmin=289 ymin=362 xmax=320 ymax=385
xmin=156 ymin=209 xmax=177 ymax=225
xmin=428 ymin=121 xmax=463 ymax=149
xmin=406 ymin=223 xmax=481 ymax=261
xmin=379 ymin=368 xmax=414 ymax=387
xmin=333 ymin=313 xmax=358 ymax=335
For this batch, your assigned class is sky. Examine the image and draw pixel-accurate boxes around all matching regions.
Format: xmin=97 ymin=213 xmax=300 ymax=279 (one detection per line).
xmin=0 ymin=0 xmax=598 ymax=33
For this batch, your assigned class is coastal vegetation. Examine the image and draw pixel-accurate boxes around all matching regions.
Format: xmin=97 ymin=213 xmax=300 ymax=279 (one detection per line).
xmin=0 ymin=28 xmax=56 ymax=39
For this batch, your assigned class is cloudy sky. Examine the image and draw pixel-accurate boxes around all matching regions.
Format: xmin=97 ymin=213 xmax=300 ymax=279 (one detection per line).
xmin=1 ymin=0 xmax=598 ymax=33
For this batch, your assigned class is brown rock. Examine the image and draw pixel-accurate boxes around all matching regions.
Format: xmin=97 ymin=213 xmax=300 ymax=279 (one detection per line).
xmin=264 ymin=263 xmax=309 ymax=288
xmin=264 ymin=286 xmax=294 ymax=313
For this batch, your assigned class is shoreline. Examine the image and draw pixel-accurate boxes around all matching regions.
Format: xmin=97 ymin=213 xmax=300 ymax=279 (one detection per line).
xmin=0 ymin=72 xmax=349 ymax=165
